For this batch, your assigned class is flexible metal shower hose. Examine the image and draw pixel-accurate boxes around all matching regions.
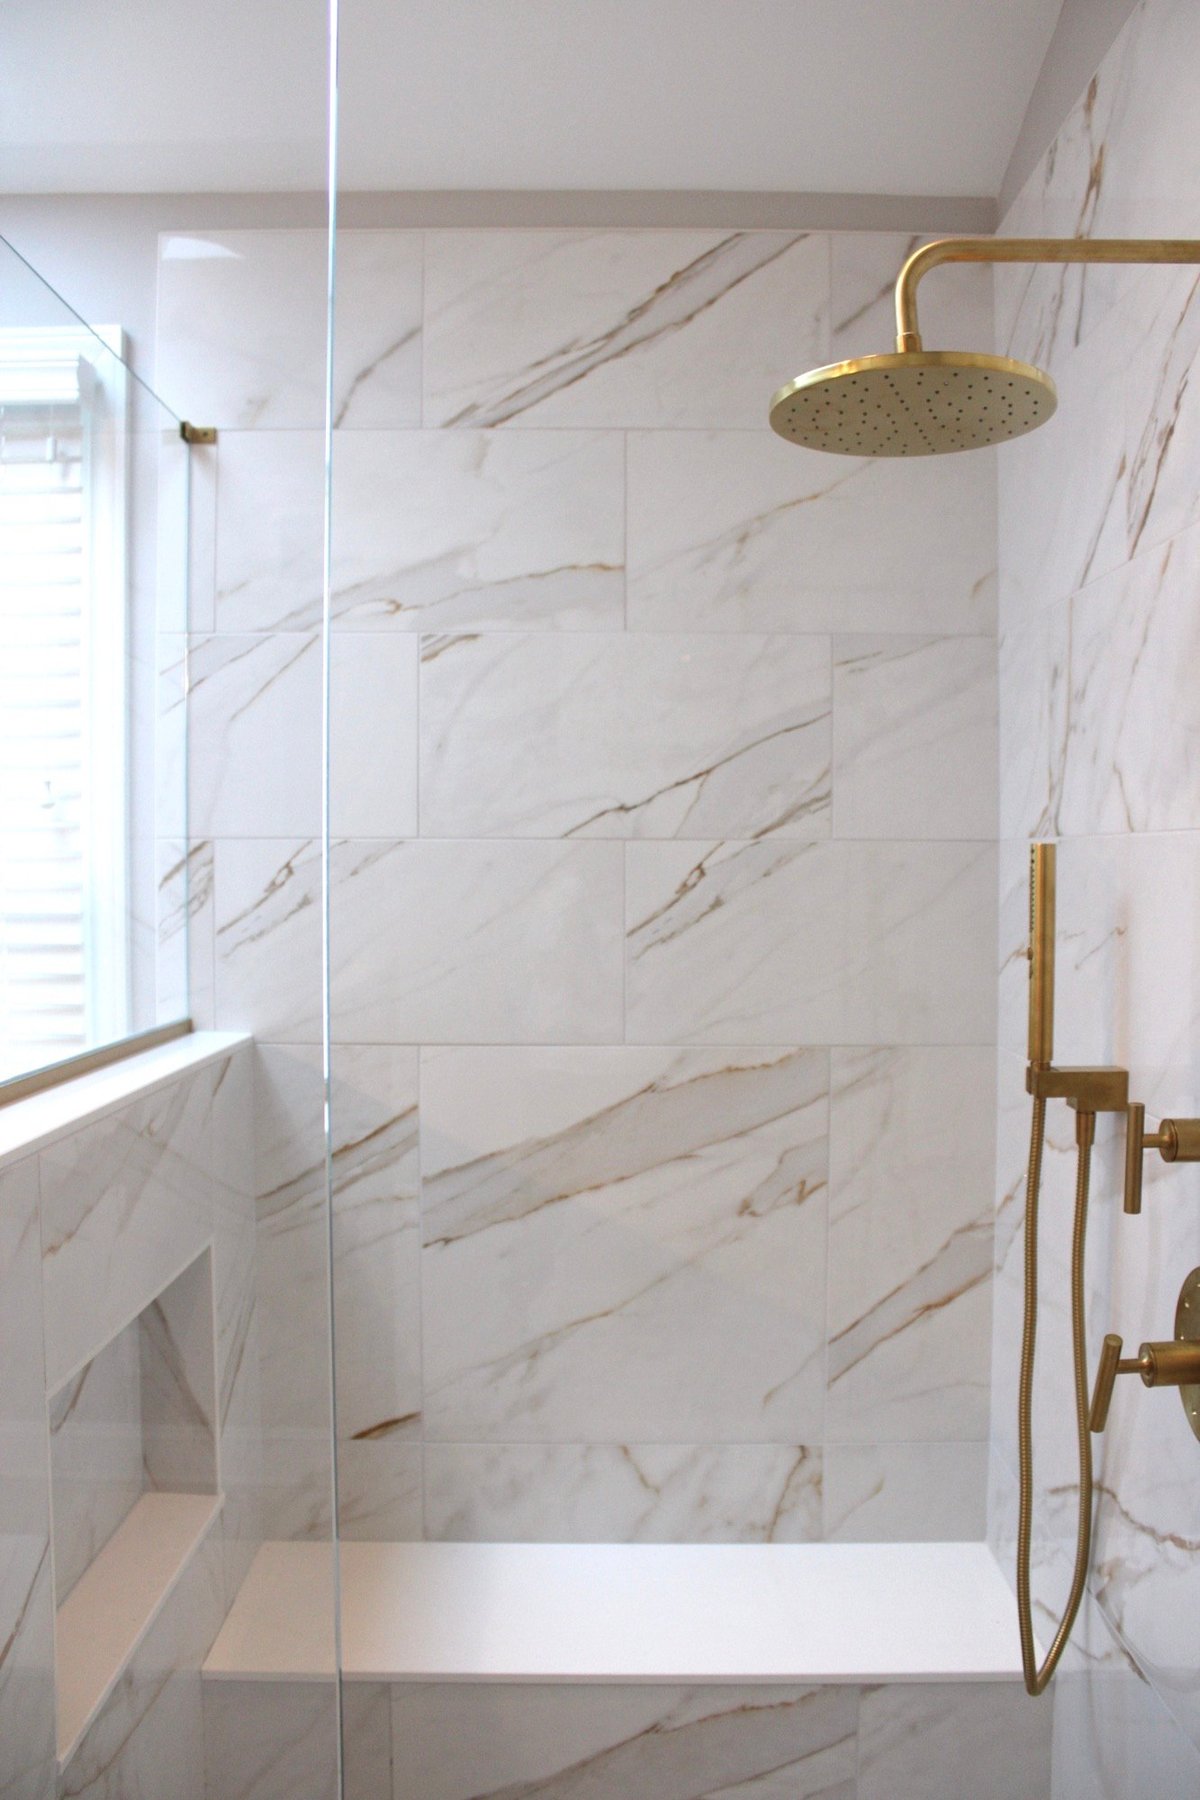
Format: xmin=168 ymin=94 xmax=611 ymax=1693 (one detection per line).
xmin=1016 ymin=1094 xmax=1096 ymax=1695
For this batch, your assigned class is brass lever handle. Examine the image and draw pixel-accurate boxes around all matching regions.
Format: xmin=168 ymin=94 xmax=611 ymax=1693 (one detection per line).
xmin=1123 ymin=1104 xmax=1200 ymax=1213
xmin=1089 ymin=1330 xmax=1200 ymax=1432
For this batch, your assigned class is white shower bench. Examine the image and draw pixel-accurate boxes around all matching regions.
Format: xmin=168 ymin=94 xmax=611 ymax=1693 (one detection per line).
xmin=201 ymin=1539 xmax=1052 ymax=1799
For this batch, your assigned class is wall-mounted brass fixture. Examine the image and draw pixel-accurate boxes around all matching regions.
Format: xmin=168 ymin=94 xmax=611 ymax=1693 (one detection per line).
xmin=1123 ymin=1105 xmax=1200 ymax=1213
xmin=1089 ymin=1267 xmax=1200 ymax=1443
xmin=179 ymin=421 xmax=217 ymax=445
xmin=1015 ymin=843 xmax=1131 ymax=1696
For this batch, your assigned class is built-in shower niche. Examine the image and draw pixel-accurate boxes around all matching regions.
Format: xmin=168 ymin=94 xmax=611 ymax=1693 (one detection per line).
xmin=49 ymin=1246 xmax=222 ymax=1766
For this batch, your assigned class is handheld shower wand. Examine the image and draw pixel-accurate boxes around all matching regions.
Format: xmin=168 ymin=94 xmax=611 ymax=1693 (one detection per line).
xmin=1016 ymin=844 xmax=1127 ymax=1694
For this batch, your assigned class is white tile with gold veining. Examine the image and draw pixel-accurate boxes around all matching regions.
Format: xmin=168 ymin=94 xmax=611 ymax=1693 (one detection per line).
xmin=329 ymin=430 xmax=625 ymax=633
xmin=0 ymin=1156 xmax=55 ymax=1800
xmin=857 ymin=1682 xmax=1052 ymax=1800
xmin=825 ymin=1048 xmax=995 ymax=1444
xmin=822 ymin=1442 xmax=987 ymax=1543
xmin=39 ymin=1072 xmax=215 ymax=1390
xmin=213 ymin=431 xmax=326 ymax=633
xmin=625 ymin=840 xmax=995 ymax=1046
xmin=329 ymin=634 xmax=418 ymax=837
xmin=173 ymin=633 xmax=324 ymax=838
xmin=423 ymin=1444 xmax=822 ymax=1544
xmin=420 ymin=632 xmax=831 ymax=839
xmin=1055 ymin=525 xmax=1200 ymax=837
xmin=390 ymin=1681 xmax=857 ymax=1800
xmin=202 ymin=1678 xmax=340 ymax=1800
xmin=423 ymin=229 xmax=829 ymax=429
xmin=49 ymin=1320 xmax=142 ymax=1604
xmin=328 ymin=1045 xmax=421 ymax=1469
xmin=626 ymin=429 xmax=995 ymax=635
xmin=832 ymin=635 xmax=996 ymax=840
xmin=329 ymin=839 xmax=624 ymax=1044
xmin=420 ymin=1045 xmax=828 ymax=1443
xmin=251 ymin=1044 xmax=336 ymax=1543
xmin=213 ymin=839 xmax=325 ymax=1044
xmin=157 ymin=227 xmax=421 ymax=430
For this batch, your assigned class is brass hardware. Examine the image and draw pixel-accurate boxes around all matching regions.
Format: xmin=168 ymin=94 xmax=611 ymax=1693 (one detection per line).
xmin=1122 ymin=1103 xmax=1200 ymax=1213
xmin=1027 ymin=841 xmax=1055 ymax=1068
xmin=767 ymin=350 xmax=1056 ymax=456
xmin=1014 ymin=841 xmax=1131 ymax=1696
xmin=1088 ymin=1280 xmax=1200 ymax=1438
xmin=770 ymin=237 xmax=1200 ymax=456
xmin=894 ymin=236 xmax=1200 ymax=353
xmin=180 ymin=421 xmax=217 ymax=445
xmin=1178 ymin=1267 xmax=1200 ymax=1444
xmin=1026 ymin=1064 xmax=1129 ymax=1113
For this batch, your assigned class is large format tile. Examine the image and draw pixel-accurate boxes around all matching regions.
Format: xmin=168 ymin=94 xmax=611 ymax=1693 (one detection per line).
xmin=157 ymin=228 xmax=421 ymax=430
xmin=329 ymin=430 xmax=626 ymax=633
xmin=329 ymin=634 xmax=419 ymax=838
xmin=857 ymin=1682 xmax=1053 ymax=1800
xmin=251 ymin=1045 xmax=336 ymax=1542
xmin=202 ymin=1679 xmax=340 ymax=1800
xmin=61 ymin=1531 xmax=223 ymax=1800
xmin=217 ymin=429 xmax=626 ymax=634
xmin=420 ymin=1045 xmax=828 ymax=1442
xmin=626 ymin=428 xmax=996 ymax=635
xmin=175 ymin=633 xmax=324 ymax=838
xmin=625 ymin=839 xmax=995 ymax=1046
xmin=39 ymin=1072 xmax=215 ymax=1389
xmin=420 ymin=632 xmax=831 ymax=839
xmin=423 ymin=229 xmax=829 ymax=429
xmin=423 ymin=1443 xmax=823 ymax=1544
xmin=822 ymin=1441 xmax=988 ymax=1542
xmin=328 ymin=1045 xmax=421 ymax=1534
xmin=390 ymin=1682 xmax=858 ymax=1800
xmin=210 ymin=1048 xmax=265 ymax=1603
xmin=832 ymin=635 xmax=997 ymax=840
xmin=1055 ymin=523 xmax=1200 ymax=837
xmin=213 ymin=839 xmax=325 ymax=1045
xmin=213 ymin=432 xmax=326 ymax=633
xmin=0 ymin=1157 xmax=56 ymax=1800
xmin=329 ymin=839 xmax=625 ymax=1044
xmin=825 ymin=1047 xmax=995 ymax=1443
xmin=49 ymin=1320 xmax=143 ymax=1605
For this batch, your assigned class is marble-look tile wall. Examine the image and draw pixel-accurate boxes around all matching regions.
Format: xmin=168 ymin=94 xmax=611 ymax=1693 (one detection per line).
xmin=159 ymin=221 xmax=999 ymax=1547
xmin=990 ymin=1 xmax=1200 ymax=1791
xmin=0 ymin=1043 xmax=265 ymax=1798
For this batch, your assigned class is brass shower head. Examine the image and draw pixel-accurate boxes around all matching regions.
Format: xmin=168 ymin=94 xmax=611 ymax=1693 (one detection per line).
xmin=769 ymin=235 xmax=1200 ymax=458
xmin=768 ymin=350 xmax=1055 ymax=456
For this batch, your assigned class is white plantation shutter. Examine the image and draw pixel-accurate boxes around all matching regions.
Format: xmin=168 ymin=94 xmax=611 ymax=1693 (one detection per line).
xmin=0 ymin=329 xmax=128 ymax=1076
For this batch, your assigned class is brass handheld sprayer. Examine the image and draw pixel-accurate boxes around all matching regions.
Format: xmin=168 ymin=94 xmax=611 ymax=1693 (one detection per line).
xmin=1017 ymin=845 xmax=1129 ymax=1694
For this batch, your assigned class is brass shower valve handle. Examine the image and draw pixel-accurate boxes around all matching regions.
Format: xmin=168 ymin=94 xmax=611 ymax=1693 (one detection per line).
xmin=1088 ymin=1331 xmax=1200 ymax=1433
xmin=1123 ymin=1103 xmax=1200 ymax=1214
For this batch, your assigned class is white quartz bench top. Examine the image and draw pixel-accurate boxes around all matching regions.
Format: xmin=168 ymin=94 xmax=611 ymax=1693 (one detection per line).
xmin=204 ymin=1539 xmax=1027 ymax=1685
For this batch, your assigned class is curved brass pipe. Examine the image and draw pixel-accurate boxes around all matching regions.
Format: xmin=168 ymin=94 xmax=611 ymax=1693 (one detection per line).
xmin=894 ymin=236 xmax=1200 ymax=352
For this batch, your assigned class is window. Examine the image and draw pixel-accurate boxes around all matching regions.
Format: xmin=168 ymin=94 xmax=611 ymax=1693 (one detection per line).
xmin=0 ymin=326 xmax=129 ymax=1077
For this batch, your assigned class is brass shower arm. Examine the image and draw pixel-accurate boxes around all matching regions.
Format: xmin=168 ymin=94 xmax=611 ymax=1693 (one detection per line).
xmin=894 ymin=236 xmax=1200 ymax=353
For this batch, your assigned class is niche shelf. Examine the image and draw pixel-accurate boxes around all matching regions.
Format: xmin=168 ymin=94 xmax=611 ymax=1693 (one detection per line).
xmin=49 ymin=1247 xmax=222 ymax=1765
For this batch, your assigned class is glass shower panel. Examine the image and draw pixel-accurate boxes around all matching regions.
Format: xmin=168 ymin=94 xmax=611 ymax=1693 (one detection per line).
xmin=0 ymin=0 xmax=344 ymax=1792
xmin=0 ymin=235 xmax=190 ymax=1083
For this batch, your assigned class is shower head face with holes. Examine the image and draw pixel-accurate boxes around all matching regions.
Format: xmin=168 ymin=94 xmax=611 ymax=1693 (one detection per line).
xmin=768 ymin=350 xmax=1057 ymax=456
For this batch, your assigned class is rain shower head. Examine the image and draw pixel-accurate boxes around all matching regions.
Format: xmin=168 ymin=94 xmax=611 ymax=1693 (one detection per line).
xmin=768 ymin=349 xmax=1055 ymax=456
xmin=769 ymin=235 xmax=1200 ymax=458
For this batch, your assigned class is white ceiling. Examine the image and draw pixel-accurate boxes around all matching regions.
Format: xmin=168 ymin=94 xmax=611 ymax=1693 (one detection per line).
xmin=1 ymin=0 xmax=1063 ymax=198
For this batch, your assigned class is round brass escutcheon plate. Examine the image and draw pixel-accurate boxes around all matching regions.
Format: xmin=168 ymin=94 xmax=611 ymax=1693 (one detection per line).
xmin=1175 ymin=1266 xmax=1200 ymax=1443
